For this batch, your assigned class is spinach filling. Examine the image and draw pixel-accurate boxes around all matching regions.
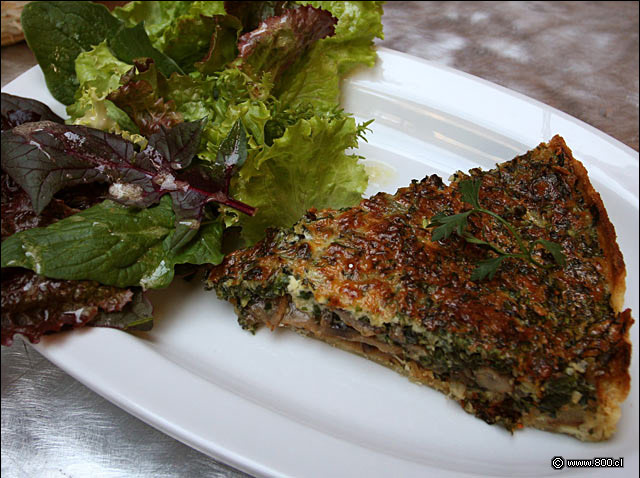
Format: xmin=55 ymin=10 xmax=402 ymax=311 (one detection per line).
xmin=226 ymin=275 xmax=597 ymax=420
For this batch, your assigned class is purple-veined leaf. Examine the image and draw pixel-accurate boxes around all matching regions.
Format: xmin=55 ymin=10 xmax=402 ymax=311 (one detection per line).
xmin=1 ymin=93 xmax=65 ymax=132
xmin=1 ymin=116 xmax=254 ymax=252
xmin=107 ymin=58 xmax=183 ymax=136
xmin=1 ymin=169 xmax=151 ymax=347
xmin=1 ymin=268 xmax=152 ymax=346
xmin=1 ymin=121 xmax=136 ymax=214
xmin=235 ymin=5 xmax=337 ymax=84
xmin=1 ymin=172 xmax=108 ymax=239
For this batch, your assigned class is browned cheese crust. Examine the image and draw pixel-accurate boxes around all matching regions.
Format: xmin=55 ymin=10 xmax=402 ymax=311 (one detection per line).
xmin=209 ymin=135 xmax=633 ymax=441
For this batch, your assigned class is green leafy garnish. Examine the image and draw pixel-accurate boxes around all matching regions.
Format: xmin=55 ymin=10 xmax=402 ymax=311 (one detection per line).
xmin=0 ymin=196 xmax=224 ymax=290
xmin=428 ymin=179 xmax=566 ymax=280
xmin=21 ymin=1 xmax=183 ymax=105
xmin=233 ymin=114 xmax=368 ymax=243
xmin=21 ymin=1 xmax=123 ymax=104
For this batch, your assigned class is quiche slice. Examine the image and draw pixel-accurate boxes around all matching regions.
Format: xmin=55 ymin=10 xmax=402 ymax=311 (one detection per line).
xmin=207 ymin=136 xmax=633 ymax=441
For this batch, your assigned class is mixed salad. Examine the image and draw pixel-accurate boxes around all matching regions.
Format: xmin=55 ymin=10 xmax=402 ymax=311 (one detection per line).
xmin=0 ymin=1 xmax=384 ymax=345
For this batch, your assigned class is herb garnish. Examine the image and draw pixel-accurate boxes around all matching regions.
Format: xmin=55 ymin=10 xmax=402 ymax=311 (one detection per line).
xmin=427 ymin=179 xmax=566 ymax=280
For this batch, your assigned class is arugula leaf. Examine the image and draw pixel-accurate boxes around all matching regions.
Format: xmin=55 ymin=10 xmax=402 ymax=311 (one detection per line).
xmin=234 ymin=114 xmax=368 ymax=243
xmin=1 ymin=93 xmax=64 ymax=132
xmin=21 ymin=1 xmax=123 ymax=104
xmin=1 ymin=196 xmax=223 ymax=289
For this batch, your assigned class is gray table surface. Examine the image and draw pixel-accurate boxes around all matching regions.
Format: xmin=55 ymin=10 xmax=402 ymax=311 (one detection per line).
xmin=2 ymin=2 xmax=639 ymax=478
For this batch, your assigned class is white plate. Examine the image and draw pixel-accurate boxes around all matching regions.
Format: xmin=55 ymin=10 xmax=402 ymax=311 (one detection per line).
xmin=2 ymin=48 xmax=638 ymax=477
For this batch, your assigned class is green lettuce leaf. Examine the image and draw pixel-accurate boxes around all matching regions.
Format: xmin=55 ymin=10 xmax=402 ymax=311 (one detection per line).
xmin=1 ymin=196 xmax=224 ymax=290
xmin=163 ymin=13 xmax=240 ymax=72
xmin=199 ymin=98 xmax=272 ymax=161
xmin=118 ymin=66 xmax=271 ymax=161
xmin=234 ymin=5 xmax=337 ymax=85
xmin=107 ymin=59 xmax=226 ymax=136
xmin=108 ymin=23 xmax=184 ymax=77
xmin=277 ymin=1 xmax=384 ymax=111
xmin=74 ymin=41 xmax=132 ymax=98
xmin=224 ymin=1 xmax=293 ymax=33
xmin=194 ymin=15 xmax=243 ymax=75
xmin=66 ymin=42 xmax=138 ymax=133
xmin=156 ymin=1 xmax=227 ymax=55
xmin=112 ymin=1 xmax=194 ymax=46
xmin=114 ymin=1 xmax=228 ymax=70
xmin=21 ymin=1 xmax=123 ymax=105
xmin=21 ymin=1 xmax=185 ymax=104
xmin=67 ymin=88 xmax=139 ymax=135
xmin=233 ymin=114 xmax=368 ymax=243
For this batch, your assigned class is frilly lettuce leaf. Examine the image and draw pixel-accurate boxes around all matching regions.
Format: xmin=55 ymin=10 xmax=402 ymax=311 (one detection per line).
xmin=162 ymin=12 xmax=239 ymax=72
xmin=114 ymin=1 xmax=228 ymax=70
xmin=112 ymin=1 xmax=194 ymax=46
xmin=107 ymin=59 xmax=184 ymax=136
xmin=224 ymin=1 xmax=293 ymax=33
xmin=194 ymin=15 xmax=243 ymax=75
xmin=277 ymin=1 xmax=384 ymax=111
xmin=74 ymin=41 xmax=132 ymax=96
xmin=116 ymin=66 xmax=273 ymax=162
xmin=66 ymin=42 xmax=139 ymax=135
xmin=67 ymin=87 xmax=139 ymax=135
xmin=234 ymin=5 xmax=337 ymax=85
xmin=233 ymin=114 xmax=368 ymax=243
xmin=200 ymin=99 xmax=271 ymax=161
xmin=107 ymin=59 xmax=234 ymax=139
